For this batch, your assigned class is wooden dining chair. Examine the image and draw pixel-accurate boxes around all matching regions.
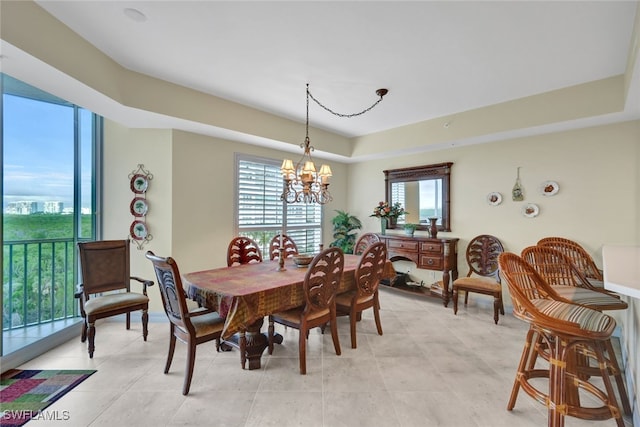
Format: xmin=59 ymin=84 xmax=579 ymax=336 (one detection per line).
xmin=145 ymin=251 xmax=224 ymax=395
xmin=353 ymin=232 xmax=381 ymax=256
xmin=451 ymin=235 xmax=505 ymax=324
xmin=76 ymin=239 xmax=153 ymax=358
xmin=498 ymin=252 xmax=627 ymax=427
xmin=268 ymin=234 xmax=299 ymax=260
xmin=227 ymin=236 xmax=263 ymax=266
xmin=335 ymin=242 xmax=387 ymax=348
xmin=267 ymin=247 xmax=344 ymax=374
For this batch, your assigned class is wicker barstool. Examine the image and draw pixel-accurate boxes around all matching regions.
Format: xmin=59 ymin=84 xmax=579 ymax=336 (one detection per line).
xmin=498 ymin=252 xmax=626 ymax=427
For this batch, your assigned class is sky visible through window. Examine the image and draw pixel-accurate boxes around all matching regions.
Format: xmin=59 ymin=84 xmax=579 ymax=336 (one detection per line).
xmin=3 ymin=92 xmax=93 ymax=213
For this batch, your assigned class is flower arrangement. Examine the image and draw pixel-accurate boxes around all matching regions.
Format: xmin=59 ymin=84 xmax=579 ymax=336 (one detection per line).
xmin=370 ymin=201 xmax=407 ymax=219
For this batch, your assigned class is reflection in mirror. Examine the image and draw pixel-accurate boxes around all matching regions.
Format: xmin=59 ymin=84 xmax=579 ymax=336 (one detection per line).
xmin=384 ymin=162 xmax=452 ymax=232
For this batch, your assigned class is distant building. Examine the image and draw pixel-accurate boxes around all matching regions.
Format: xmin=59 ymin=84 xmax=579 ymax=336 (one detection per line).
xmin=6 ymin=201 xmax=38 ymax=215
xmin=44 ymin=201 xmax=64 ymax=214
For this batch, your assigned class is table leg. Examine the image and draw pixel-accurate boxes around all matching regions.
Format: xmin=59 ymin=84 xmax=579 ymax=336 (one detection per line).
xmin=222 ymin=317 xmax=283 ymax=370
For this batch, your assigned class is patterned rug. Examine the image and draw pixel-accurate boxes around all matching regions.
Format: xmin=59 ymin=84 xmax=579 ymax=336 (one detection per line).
xmin=0 ymin=369 xmax=96 ymax=427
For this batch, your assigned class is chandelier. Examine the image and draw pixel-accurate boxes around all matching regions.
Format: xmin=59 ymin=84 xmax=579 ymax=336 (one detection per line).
xmin=280 ymin=84 xmax=388 ymax=205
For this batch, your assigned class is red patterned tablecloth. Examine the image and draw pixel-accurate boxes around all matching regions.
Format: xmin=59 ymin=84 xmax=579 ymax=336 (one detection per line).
xmin=183 ymin=254 xmax=393 ymax=338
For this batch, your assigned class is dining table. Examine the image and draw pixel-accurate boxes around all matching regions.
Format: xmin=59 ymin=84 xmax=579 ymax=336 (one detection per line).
xmin=182 ymin=254 xmax=395 ymax=370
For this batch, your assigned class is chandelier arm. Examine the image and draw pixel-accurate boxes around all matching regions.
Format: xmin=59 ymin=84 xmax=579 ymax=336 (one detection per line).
xmin=307 ymin=88 xmax=386 ymax=118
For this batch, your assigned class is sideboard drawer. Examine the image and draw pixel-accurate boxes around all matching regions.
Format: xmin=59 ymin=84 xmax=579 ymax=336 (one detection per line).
xmin=388 ymin=239 xmax=419 ymax=252
xmin=421 ymin=242 xmax=443 ymax=254
xmin=420 ymin=255 xmax=444 ymax=270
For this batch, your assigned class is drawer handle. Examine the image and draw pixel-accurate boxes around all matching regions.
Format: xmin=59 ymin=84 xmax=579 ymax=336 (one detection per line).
xmin=427 ymin=259 xmax=434 ymax=265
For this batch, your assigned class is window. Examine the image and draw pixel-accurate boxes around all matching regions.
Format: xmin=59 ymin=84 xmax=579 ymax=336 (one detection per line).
xmin=236 ymin=155 xmax=322 ymax=255
xmin=2 ymin=73 xmax=101 ymax=355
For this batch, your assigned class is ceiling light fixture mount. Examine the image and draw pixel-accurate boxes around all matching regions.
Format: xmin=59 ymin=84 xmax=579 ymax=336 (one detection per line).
xmin=280 ymin=84 xmax=388 ymax=205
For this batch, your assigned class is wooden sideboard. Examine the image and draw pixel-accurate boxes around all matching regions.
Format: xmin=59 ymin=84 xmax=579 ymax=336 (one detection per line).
xmin=378 ymin=234 xmax=459 ymax=306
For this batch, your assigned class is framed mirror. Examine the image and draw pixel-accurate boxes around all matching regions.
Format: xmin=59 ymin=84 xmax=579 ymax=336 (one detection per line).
xmin=384 ymin=162 xmax=452 ymax=232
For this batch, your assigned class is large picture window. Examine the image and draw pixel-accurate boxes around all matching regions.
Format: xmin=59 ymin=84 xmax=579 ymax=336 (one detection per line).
xmin=236 ymin=155 xmax=322 ymax=255
xmin=2 ymin=73 xmax=101 ymax=355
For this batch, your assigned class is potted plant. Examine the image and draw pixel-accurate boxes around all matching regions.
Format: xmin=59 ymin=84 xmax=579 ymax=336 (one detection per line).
xmin=403 ymin=223 xmax=419 ymax=236
xmin=330 ymin=210 xmax=362 ymax=254
xmin=370 ymin=201 xmax=407 ymax=234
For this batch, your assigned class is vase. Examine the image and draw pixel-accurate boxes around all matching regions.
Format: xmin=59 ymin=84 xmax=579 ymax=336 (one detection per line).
xmin=380 ymin=218 xmax=387 ymax=235
xmin=428 ymin=217 xmax=438 ymax=238
xmin=388 ymin=216 xmax=397 ymax=228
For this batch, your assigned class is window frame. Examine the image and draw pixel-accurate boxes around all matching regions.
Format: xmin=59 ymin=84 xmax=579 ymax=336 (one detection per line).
xmin=235 ymin=153 xmax=323 ymax=255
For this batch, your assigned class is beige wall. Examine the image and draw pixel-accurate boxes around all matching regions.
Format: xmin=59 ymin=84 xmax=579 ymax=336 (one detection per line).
xmin=349 ymin=120 xmax=639 ymax=303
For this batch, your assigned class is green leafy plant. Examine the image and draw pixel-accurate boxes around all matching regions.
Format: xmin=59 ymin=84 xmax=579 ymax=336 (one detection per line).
xmin=329 ymin=210 xmax=362 ymax=254
xmin=403 ymin=223 xmax=419 ymax=231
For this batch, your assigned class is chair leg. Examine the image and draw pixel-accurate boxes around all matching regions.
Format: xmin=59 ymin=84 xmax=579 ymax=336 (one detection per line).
xmin=493 ymin=296 xmax=500 ymax=324
xmin=604 ymin=339 xmax=632 ymax=416
xmin=87 ymin=321 xmax=96 ymax=358
xmin=126 ymin=312 xmax=131 ymax=330
xmin=267 ymin=316 xmax=275 ymax=355
xmin=80 ymin=318 xmax=88 ymax=343
xmin=239 ymin=331 xmax=247 ymax=369
xmin=452 ymin=287 xmax=459 ymax=315
xmin=548 ymin=335 xmax=568 ymax=427
xmin=183 ymin=340 xmax=197 ymax=395
xmin=142 ymin=309 xmax=149 ymax=341
xmin=592 ymin=342 xmax=626 ymax=427
xmin=350 ymin=306 xmax=358 ymax=349
xmin=299 ymin=327 xmax=307 ymax=375
xmin=508 ymin=327 xmax=536 ymax=410
xmin=165 ymin=325 xmax=176 ymax=373
xmin=373 ymin=293 xmax=383 ymax=336
xmin=330 ymin=310 xmax=341 ymax=357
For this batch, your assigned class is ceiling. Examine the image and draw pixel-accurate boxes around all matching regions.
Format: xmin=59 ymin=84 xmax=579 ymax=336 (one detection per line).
xmin=30 ymin=1 xmax=639 ymax=142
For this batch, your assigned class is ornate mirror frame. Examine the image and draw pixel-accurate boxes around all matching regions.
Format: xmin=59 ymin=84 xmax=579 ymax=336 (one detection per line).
xmin=384 ymin=162 xmax=453 ymax=232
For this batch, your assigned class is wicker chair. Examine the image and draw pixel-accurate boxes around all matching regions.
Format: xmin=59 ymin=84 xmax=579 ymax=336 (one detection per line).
xmin=498 ymin=252 xmax=627 ymax=427
xmin=268 ymin=234 xmax=299 ymax=260
xmin=522 ymin=245 xmax=620 ymax=298
xmin=267 ymin=248 xmax=344 ymax=374
xmin=227 ymin=236 xmax=263 ymax=266
xmin=520 ymin=245 xmax=631 ymax=415
xmin=452 ymin=235 xmax=504 ymax=324
xmin=336 ymin=242 xmax=387 ymax=348
xmin=353 ymin=232 xmax=381 ymax=256
xmin=537 ymin=237 xmax=604 ymax=282
xmin=146 ymin=251 xmax=224 ymax=395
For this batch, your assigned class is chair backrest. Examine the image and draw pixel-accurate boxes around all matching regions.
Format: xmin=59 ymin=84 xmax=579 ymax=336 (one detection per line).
xmin=354 ymin=233 xmax=381 ymax=256
xmin=78 ymin=239 xmax=131 ymax=295
xmin=521 ymin=245 xmax=593 ymax=288
xmin=465 ymin=235 xmax=504 ymax=280
xmin=269 ymin=234 xmax=299 ymax=260
xmin=303 ymin=247 xmax=344 ymax=314
xmin=498 ymin=252 xmax=555 ymax=305
xmin=537 ymin=239 xmax=603 ymax=280
xmin=354 ymin=242 xmax=387 ymax=297
xmin=145 ymin=251 xmax=192 ymax=334
xmin=227 ymin=236 xmax=263 ymax=266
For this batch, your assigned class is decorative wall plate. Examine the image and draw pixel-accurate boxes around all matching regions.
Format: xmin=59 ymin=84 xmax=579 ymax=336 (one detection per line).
xmin=130 ymin=174 xmax=149 ymax=194
xmin=522 ymin=203 xmax=540 ymax=218
xmin=486 ymin=192 xmax=502 ymax=206
xmin=130 ymin=197 xmax=149 ymax=217
xmin=540 ymin=181 xmax=559 ymax=196
xmin=130 ymin=220 xmax=148 ymax=240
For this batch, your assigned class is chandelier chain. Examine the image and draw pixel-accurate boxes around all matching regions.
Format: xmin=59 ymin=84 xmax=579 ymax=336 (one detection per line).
xmin=307 ymin=87 xmax=385 ymax=118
